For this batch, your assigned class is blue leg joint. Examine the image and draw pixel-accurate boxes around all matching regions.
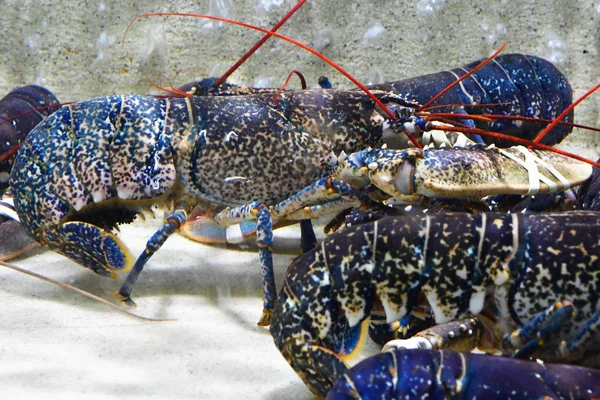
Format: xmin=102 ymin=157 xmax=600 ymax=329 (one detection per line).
xmin=255 ymin=204 xmax=275 ymax=326
xmin=117 ymin=210 xmax=187 ymax=306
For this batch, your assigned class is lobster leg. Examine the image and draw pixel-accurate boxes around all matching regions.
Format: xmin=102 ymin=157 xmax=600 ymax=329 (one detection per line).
xmin=116 ymin=209 xmax=188 ymax=306
xmin=383 ymin=317 xmax=484 ymax=353
xmin=368 ymin=311 xmax=436 ymax=346
xmin=213 ymin=202 xmax=276 ymax=326
xmin=271 ymin=178 xmax=363 ymax=219
xmin=299 ymin=219 xmax=317 ymax=254
xmin=505 ymin=301 xmax=575 ymax=358
xmin=256 ymin=204 xmax=275 ymax=326
xmin=563 ymin=307 xmax=600 ymax=360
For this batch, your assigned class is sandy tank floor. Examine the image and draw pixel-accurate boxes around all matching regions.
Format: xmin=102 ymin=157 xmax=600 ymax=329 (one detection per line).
xmin=1 ymin=220 xmax=325 ymax=399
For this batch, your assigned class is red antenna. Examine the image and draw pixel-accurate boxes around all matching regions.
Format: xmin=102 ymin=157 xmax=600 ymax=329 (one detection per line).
xmin=272 ymin=70 xmax=307 ymax=104
xmin=530 ymin=83 xmax=600 ymax=146
xmin=213 ymin=0 xmax=308 ymax=89
xmin=124 ymin=14 xmax=600 ymax=166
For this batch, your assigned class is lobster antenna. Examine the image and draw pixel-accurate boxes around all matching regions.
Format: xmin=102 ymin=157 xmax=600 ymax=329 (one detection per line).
xmin=124 ymin=15 xmax=599 ymax=162
xmin=531 ymin=83 xmax=600 ymax=146
xmin=419 ymin=42 xmax=508 ymax=111
xmin=145 ymin=75 xmax=191 ymax=98
xmin=272 ymin=70 xmax=307 ymax=104
xmin=213 ymin=0 xmax=308 ymax=88
xmin=0 ymin=143 xmax=23 ymax=162
xmin=434 ymin=112 xmax=600 ymax=134
xmin=410 ymin=62 xmax=600 ymax=135
xmin=0 ymin=102 xmax=65 ymax=123
xmin=422 ymin=102 xmax=512 ymax=112
xmin=0 ymin=260 xmax=175 ymax=322
xmin=124 ymin=12 xmax=423 ymax=149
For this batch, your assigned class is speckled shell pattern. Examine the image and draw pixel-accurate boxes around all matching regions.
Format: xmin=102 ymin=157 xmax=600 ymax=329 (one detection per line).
xmin=255 ymin=89 xmax=387 ymax=155
xmin=9 ymin=93 xmax=344 ymax=240
xmin=410 ymin=146 xmax=592 ymax=197
xmin=368 ymin=53 xmax=573 ymax=147
xmin=271 ymin=212 xmax=600 ymax=386
xmin=577 ymin=157 xmax=600 ymax=211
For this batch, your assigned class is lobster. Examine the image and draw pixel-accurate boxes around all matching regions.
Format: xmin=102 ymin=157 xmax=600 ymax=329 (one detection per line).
xmin=269 ymin=211 xmax=600 ymax=398
xmin=6 ymin=11 xmax=594 ymax=327
xmin=10 ymin=86 xmax=592 ymax=326
xmin=328 ymin=348 xmax=600 ymax=399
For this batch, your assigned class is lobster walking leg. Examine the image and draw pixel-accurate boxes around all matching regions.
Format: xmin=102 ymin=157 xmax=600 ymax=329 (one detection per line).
xmin=505 ymin=301 xmax=575 ymax=358
xmin=117 ymin=209 xmax=188 ymax=305
xmin=383 ymin=317 xmax=484 ymax=353
xmin=256 ymin=204 xmax=275 ymax=326
xmin=563 ymin=307 xmax=600 ymax=357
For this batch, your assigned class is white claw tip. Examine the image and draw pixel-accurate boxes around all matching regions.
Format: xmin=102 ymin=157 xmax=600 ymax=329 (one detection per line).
xmin=382 ymin=337 xmax=432 ymax=353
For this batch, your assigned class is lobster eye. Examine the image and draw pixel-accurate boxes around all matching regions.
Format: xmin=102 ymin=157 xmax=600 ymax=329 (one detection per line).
xmin=394 ymin=160 xmax=414 ymax=195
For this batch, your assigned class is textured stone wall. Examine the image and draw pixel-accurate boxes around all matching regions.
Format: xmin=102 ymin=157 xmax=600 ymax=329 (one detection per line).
xmin=1 ymin=0 xmax=599 ymax=156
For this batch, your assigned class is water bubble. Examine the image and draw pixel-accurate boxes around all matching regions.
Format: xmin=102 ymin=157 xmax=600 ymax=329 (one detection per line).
xmin=416 ymin=0 xmax=445 ymax=15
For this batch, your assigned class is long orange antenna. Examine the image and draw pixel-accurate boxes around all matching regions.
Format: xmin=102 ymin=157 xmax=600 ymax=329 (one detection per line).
xmin=0 ymin=261 xmax=174 ymax=322
xmin=213 ymin=0 xmax=307 ymax=88
xmin=145 ymin=75 xmax=191 ymax=97
xmin=429 ymin=112 xmax=600 ymax=134
xmin=124 ymin=15 xmax=599 ymax=165
xmin=272 ymin=70 xmax=307 ymax=104
xmin=124 ymin=12 xmax=423 ymax=149
xmin=531 ymin=83 xmax=600 ymax=146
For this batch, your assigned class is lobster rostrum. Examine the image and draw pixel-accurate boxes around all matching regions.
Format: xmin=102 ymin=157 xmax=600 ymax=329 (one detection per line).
xmin=269 ymin=211 xmax=600 ymax=398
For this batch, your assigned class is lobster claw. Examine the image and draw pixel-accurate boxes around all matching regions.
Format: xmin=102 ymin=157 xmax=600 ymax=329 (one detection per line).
xmin=41 ymin=221 xmax=134 ymax=278
xmin=180 ymin=215 xmax=259 ymax=244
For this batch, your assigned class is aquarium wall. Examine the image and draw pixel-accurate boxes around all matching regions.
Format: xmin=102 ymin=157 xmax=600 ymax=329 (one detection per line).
xmin=1 ymin=0 xmax=599 ymax=154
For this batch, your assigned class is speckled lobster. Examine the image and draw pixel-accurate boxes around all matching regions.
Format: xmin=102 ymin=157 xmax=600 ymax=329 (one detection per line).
xmin=269 ymin=211 xmax=600 ymax=398
xmin=9 ymin=82 xmax=592 ymax=326
xmin=7 ymin=15 xmax=594 ymax=327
